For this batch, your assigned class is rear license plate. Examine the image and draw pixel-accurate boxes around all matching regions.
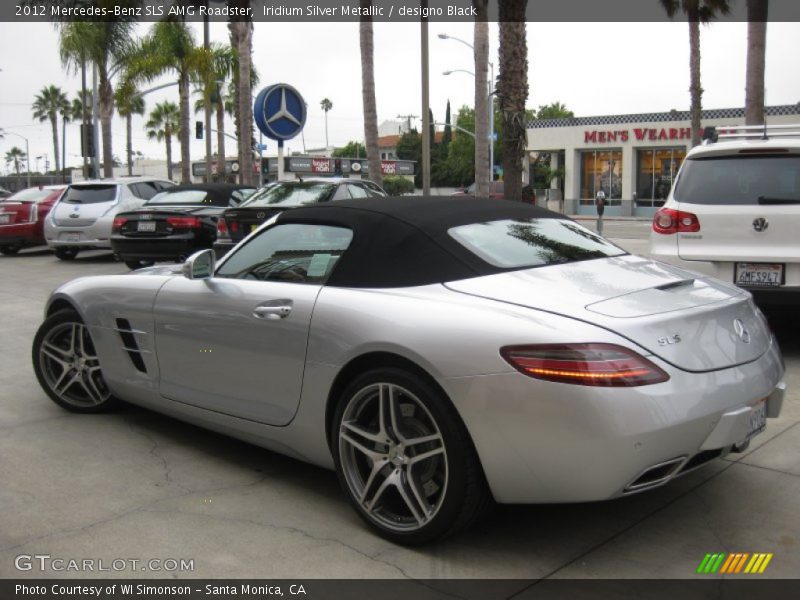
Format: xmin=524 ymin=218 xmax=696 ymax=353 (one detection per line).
xmin=747 ymin=399 xmax=767 ymax=439
xmin=137 ymin=221 xmax=157 ymax=232
xmin=63 ymin=232 xmax=80 ymax=242
xmin=735 ymin=263 xmax=784 ymax=287
xmin=0 ymin=214 xmax=9 ymax=224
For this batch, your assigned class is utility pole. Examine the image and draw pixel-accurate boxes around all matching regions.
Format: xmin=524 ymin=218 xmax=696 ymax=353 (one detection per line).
xmin=396 ymin=114 xmax=418 ymax=134
xmin=203 ymin=3 xmax=213 ymax=182
xmin=420 ymin=5 xmax=431 ymax=195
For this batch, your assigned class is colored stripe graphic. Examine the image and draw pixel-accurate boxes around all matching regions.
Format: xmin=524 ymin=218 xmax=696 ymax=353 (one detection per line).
xmin=697 ymin=554 xmax=712 ymax=574
xmin=701 ymin=552 xmax=774 ymax=574
xmin=734 ymin=553 xmax=749 ymax=573
xmin=759 ymin=554 xmax=773 ymax=573
xmin=711 ymin=553 xmax=726 ymax=573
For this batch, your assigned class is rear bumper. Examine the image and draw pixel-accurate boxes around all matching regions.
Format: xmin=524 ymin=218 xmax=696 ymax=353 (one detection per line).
xmin=445 ymin=341 xmax=785 ymax=504
xmin=111 ymin=235 xmax=206 ymax=261
xmin=0 ymin=223 xmax=42 ymax=247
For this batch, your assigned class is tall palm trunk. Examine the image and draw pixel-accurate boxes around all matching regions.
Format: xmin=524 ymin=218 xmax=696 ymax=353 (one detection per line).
xmin=473 ymin=0 xmax=489 ymax=196
xmin=50 ymin=114 xmax=60 ymax=174
xmin=126 ymin=113 xmax=133 ymax=176
xmin=497 ymin=0 xmax=529 ymax=201
xmin=178 ymin=72 xmax=192 ymax=183
xmin=688 ymin=17 xmax=702 ymax=147
xmin=165 ymin=132 xmax=174 ymax=181
xmin=745 ymin=0 xmax=768 ymax=125
xmin=99 ymin=74 xmax=114 ymax=178
xmin=359 ymin=1 xmax=382 ymax=187
xmin=216 ymin=101 xmax=226 ymax=176
xmin=228 ymin=22 xmax=242 ymax=167
xmin=235 ymin=19 xmax=254 ymax=186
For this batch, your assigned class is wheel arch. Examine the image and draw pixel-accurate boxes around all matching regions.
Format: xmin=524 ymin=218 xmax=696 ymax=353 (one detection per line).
xmin=46 ymin=296 xmax=81 ymax=318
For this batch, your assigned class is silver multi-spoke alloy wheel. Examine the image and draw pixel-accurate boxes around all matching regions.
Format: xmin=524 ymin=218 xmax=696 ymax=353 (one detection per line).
xmin=33 ymin=310 xmax=116 ymax=412
xmin=339 ymin=382 xmax=449 ymax=533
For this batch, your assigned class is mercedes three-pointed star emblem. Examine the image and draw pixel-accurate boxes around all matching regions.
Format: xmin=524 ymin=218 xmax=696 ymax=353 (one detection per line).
xmin=267 ymin=89 xmax=301 ymax=127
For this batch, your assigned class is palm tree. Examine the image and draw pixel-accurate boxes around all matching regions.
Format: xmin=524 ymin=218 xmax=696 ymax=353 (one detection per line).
xmin=58 ymin=13 xmax=138 ymax=178
xmin=193 ymin=43 xmax=236 ymax=180
xmin=473 ymin=0 xmax=490 ymax=196
xmin=359 ymin=0 xmax=383 ymax=187
xmin=745 ymin=0 xmax=768 ymax=125
xmin=228 ymin=3 xmax=255 ymax=185
xmin=32 ymin=85 xmax=69 ymax=174
xmin=5 ymin=147 xmax=27 ymax=179
xmin=115 ymin=82 xmax=145 ymax=176
xmin=497 ymin=0 xmax=529 ymax=201
xmin=660 ymin=0 xmax=732 ymax=147
xmin=146 ymin=102 xmax=180 ymax=181
xmin=123 ymin=20 xmax=203 ymax=184
xmin=320 ymin=98 xmax=333 ymax=149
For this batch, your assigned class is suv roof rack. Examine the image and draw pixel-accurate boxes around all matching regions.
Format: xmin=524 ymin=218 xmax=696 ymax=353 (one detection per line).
xmin=702 ymin=123 xmax=800 ymax=144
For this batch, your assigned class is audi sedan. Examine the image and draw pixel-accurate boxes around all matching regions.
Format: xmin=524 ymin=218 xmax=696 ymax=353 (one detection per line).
xmin=32 ymin=196 xmax=785 ymax=544
xmin=110 ymin=183 xmax=256 ymax=269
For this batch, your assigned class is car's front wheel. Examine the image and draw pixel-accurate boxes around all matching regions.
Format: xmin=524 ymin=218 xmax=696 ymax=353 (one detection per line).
xmin=54 ymin=247 xmax=78 ymax=260
xmin=332 ymin=368 xmax=490 ymax=544
xmin=32 ymin=309 xmax=118 ymax=413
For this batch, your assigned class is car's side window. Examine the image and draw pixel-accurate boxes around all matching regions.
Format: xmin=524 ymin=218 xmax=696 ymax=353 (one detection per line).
xmin=216 ymin=223 xmax=354 ymax=284
xmin=347 ymin=184 xmax=369 ymax=199
xmin=331 ymin=185 xmax=351 ymax=201
xmin=130 ymin=182 xmax=160 ymax=200
xmin=363 ymin=182 xmax=386 ymax=197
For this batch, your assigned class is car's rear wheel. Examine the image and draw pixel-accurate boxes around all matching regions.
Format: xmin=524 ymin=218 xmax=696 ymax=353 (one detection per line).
xmin=0 ymin=246 xmax=21 ymax=255
xmin=124 ymin=259 xmax=155 ymax=270
xmin=32 ymin=309 xmax=118 ymax=413
xmin=54 ymin=247 xmax=78 ymax=260
xmin=332 ymin=368 xmax=490 ymax=544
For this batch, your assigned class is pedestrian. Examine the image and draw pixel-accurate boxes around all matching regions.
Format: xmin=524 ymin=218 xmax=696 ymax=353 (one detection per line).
xmin=595 ymin=190 xmax=606 ymax=235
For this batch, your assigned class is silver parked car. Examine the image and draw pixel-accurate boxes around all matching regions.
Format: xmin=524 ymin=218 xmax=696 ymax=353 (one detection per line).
xmin=44 ymin=177 xmax=175 ymax=260
xmin=31 ymin=197 xmax=785 ymax=544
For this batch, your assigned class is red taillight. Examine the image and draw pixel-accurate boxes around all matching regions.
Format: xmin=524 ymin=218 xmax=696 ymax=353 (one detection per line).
xmin=166 ymin=216 xmax=202 ymax=229
xmin=230 ymin=220 xmax=239 ymax=233
xmin=112 ymin=217 xmax=128 ymax=231
xmin=652 ymin=208 xmax=700 ymax=235
xmin=216 ymin=217 xmax=229 ymax=238
xmin=500 ymin=344 xmax=669 ymax=387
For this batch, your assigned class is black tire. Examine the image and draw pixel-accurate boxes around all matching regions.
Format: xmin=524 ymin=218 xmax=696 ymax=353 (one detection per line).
xmin=54 ymin=247 xmax=79 ymax=261
xmin=32 ymin=309 xmax=119 ymax=413
xmin=124 ymin=259 xmax=155 ymax=270
xmin=0 ymin=246 xmax=21 ymax=255
xmin=332 ymin=367 xmax=491 ymax=545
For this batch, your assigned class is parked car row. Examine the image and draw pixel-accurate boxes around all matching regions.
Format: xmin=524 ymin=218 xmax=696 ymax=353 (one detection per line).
xmin=0 ymin=177 xmax=389 ymax=269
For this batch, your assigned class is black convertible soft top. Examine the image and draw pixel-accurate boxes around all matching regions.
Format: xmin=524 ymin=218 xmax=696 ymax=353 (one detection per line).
xmin=274 ymin=196 xmax=564 ymax=288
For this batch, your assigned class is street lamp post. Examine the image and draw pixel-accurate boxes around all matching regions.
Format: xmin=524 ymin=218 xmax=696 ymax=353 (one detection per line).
xmin=5 ymin=131 xmax=31 ymax=188
xmin=438 ymin=33 xmax=494 ymax=185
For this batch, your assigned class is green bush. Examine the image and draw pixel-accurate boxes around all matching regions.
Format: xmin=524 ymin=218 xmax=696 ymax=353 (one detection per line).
xmin=381 ymin=175 xmax=416 ymax=196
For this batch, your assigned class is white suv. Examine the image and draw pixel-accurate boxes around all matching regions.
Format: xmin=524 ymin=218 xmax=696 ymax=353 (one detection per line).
xmin=650 ymin=124 xmax=800 ymax=308
xmin=45 ymin=177 xmax=174 ymax=260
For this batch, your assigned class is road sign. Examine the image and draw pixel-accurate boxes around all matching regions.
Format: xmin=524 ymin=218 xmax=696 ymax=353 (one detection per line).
xmin=254 ymin=84 xmax=307 ymax=142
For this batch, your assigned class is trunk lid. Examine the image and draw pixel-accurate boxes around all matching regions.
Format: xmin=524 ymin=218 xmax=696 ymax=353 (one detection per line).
xmin=224 ymin=207 xmax=285 ymax=242
xmin=444 ymin=255 xmax=771 ymax=372
xmin=116 ymin=206 xmax=217 ymax=237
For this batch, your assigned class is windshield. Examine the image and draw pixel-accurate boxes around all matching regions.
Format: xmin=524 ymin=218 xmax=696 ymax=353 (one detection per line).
xmin=449 ymin=218 xmax=625 ymax=269
xmin=4 ymin=188 xmax=60 ymax=203
xmin=674 ymin=155 xmax=800 ymax=205
xmin=63 ymin=184 xmax=117 ymax=204
xmin=242 ymin=183 xmax=336 ymax=208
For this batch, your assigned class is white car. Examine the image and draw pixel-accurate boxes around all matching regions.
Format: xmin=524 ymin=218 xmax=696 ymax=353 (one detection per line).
xmin=45 ymin=177 xmax=175 ymax=260
xmin=650 ymin=124 xmax=800 ymax=308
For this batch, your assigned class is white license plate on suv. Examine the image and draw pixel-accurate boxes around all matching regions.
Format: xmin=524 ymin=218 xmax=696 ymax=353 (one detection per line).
xmin=735 ymin=263 xmax=784 ymax=287
xmin=747 ymin=399 xmax=767 ymax=439
xmin=137 ymin=221 xmax=157 ymax=232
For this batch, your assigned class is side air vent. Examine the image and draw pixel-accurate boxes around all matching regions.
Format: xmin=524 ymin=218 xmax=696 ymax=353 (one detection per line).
xmin=115 ymin=318 xmax=148 ymax=373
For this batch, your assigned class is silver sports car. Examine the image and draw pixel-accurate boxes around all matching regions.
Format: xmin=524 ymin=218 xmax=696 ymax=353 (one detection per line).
xmin=32 ymin=196 xmax=786 ymax=544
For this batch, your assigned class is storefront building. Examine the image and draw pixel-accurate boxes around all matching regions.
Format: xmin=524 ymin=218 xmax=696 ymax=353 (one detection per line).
xmin=527 ymin=104 xmax=800 ymax=216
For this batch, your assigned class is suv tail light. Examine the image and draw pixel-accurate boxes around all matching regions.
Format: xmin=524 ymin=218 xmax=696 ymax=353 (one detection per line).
xmin=166 ymin=216 xmax=202 ymax=229
xmin=112 ymin=217 xmax=128 ymax=231
xmin=216 ymin=217 xmax=230 ymax=239
xmin=500 ymin=344 xmax=669 ymax=387
xmin=652 ymin=208 xmax=701 ymax=235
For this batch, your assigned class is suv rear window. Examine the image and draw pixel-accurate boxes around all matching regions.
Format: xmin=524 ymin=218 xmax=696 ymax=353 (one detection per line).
xmin=448 ymin=218 xmax=625 ymax=269
xmin=674 ymin=155 xmax=800 ymax=205
xmin=63 ymin=184 xmax=117 ymax=204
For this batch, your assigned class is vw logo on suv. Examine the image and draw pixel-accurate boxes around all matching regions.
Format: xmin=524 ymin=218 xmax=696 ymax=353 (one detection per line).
xmin=753 ymin=217 xmax=769 ymax=232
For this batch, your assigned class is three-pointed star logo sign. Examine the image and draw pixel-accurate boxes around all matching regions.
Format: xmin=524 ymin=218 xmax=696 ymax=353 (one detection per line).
xmin=267 ymin=89 xmax=302 ymax=127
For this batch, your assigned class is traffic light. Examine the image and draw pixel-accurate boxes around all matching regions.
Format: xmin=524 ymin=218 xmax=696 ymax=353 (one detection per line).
xmin=195 ymin=121 xmax=203 ymax=140
xmin=80 ymin=124 xmax=95 ymax=158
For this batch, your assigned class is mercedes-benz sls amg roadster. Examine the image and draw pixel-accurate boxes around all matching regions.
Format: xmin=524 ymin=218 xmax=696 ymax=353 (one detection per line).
xmin=32 ymin=196 xmax=786 ymax=544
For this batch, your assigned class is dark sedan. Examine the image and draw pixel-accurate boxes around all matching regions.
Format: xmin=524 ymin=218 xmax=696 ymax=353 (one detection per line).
xmin=213 ymin=177 xmax=387 ymax=258
xmin=111 ymin=183 xmax=256 ymax=269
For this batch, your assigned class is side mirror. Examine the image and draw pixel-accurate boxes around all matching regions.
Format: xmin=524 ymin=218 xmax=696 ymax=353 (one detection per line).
xmin=182 ymin=249 xmax=215 ymax=280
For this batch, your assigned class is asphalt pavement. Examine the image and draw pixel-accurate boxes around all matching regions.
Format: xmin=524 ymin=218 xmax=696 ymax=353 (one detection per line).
xmin=0 ymin=228 xmax=797 ymax=582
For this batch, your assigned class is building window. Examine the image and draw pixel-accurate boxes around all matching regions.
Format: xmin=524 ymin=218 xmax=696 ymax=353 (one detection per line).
xmin=580 ymin=150 xmax=622 ymax=204
xmin=636 ymin=148 xmax=686 ymax=206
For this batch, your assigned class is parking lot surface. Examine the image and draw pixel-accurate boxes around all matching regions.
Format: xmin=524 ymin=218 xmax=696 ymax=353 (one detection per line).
xmin=1 ymin=224 xmax=798 ymax=580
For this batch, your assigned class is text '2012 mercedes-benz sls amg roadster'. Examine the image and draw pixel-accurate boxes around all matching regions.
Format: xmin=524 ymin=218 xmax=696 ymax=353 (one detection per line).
xmin=32 ymin=196 xmax=785 ymax=544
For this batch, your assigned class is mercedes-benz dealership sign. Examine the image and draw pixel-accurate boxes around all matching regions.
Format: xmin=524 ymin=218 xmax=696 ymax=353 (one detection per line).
xmin=254 ymin=84 xmax=307 ymax=142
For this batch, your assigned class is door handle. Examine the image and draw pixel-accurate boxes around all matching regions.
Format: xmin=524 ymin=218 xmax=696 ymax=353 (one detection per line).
xmin=252 ymin=300 xmax=293 ymax=320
